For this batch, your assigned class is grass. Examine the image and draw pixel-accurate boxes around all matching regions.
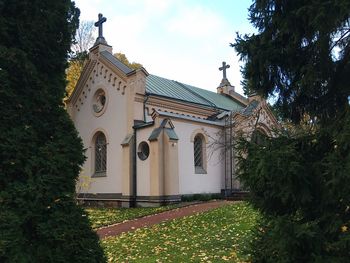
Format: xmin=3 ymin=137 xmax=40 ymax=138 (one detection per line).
xmin=101 ymin=202 xmax=259 ymax=262
xmin=85 ymin=205 xmax=179 ymax=229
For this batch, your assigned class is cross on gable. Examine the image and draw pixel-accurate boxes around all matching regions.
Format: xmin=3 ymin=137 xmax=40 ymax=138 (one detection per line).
xmin=95 ymin=13 xmax=106 ymax=38
xmin=219 ymin=61 xmax=230 ymax=79
xmin=94 ymin=13 xmax=107 ymax=45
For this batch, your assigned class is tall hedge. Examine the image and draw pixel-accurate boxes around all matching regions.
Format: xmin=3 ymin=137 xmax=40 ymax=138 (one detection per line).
xmin=0 ymin=1 xmax=105 ymax=262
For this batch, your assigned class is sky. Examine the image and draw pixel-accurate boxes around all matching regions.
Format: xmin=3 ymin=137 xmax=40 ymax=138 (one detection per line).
xmin=74 ymin=0 xmax=255 ymax=95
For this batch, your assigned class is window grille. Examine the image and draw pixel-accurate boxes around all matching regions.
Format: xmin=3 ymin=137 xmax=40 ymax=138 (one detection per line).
xmin=194 ymin=135 xmax=203 ymax=167
xmin=95 ymin=133 xmax=107 ymax=173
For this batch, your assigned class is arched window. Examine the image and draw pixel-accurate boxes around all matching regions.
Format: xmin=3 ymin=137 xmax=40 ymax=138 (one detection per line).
xmin=94 ymin=132 xmax=107 ymax=175
xmin=194 ymin=135 xmax=203 ymax=167
xmin=193 ymin=134 xmax=206 ymax=173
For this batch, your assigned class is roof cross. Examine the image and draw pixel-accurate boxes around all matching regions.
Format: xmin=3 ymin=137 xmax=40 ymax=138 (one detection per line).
xmin=94 ymin=13 xmax=107 ymax=45
xmin=219 ymin=61 xmax=230 ymax=79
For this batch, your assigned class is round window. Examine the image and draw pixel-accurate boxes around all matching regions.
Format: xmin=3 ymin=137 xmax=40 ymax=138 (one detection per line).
xmin=92 ymin=89 xmax=107 ymax=115
xmin=138 ymin=141 xmax=150 ymax=161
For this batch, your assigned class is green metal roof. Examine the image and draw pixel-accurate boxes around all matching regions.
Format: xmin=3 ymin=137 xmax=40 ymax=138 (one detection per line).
xmin=145 ymin=74 xmax=244 ymax=111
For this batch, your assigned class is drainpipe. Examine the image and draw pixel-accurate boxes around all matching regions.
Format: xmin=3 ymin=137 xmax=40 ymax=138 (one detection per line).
xmin=131 ymin=97 xmax=153 ymax=207
xmin=131 ymin=93 xmax=150 ymax=208
xmin=131 ymin=127 xmax=137 ymax=208
xmin=131 ymin=121 xmax=154 ymax=208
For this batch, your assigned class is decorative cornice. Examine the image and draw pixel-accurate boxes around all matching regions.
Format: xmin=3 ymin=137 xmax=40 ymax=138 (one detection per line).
xmin=68 ymin=57 xmax=129 ymax=112
xmin=153 ymin=110 xmax=225 ymax=127
xmin=99 ymin=55 xmax=129 ymax=82
xmin=68 ymin=59 xmax=97 ymax=105
xmin=135 ymin=94 xmax=218 ymax=118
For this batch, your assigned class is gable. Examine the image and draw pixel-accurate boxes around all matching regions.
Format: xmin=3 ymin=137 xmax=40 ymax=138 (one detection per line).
xmin=67 ymin=51 xmax=135 ymax=108
xmin=148 ymin=118 xmax=179 ymax=141
xmin=233 ymin=100 xmax=280 ymax=137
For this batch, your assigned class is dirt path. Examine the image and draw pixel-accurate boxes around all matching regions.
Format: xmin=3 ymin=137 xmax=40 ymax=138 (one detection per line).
xmin=97 ymin=200 xmax=232 ymax=239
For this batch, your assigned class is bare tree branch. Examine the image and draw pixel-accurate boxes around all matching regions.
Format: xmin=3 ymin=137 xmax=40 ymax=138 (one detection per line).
xmin=71 ymin=20 xmax=96 ymax=56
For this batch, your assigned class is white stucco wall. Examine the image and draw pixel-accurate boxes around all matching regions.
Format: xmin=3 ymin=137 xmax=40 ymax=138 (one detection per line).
xmin=71 ymin=68 xmax=128 ymax=195
xmin=134 ymin=100 xmax=145 ymax=121
xmin=135 ymin=127 xmax=152 ymax=197
xmin=172 ymin=119 xmax=224 ymax=195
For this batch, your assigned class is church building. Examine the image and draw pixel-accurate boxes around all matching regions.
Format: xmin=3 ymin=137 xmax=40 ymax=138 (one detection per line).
xmin=67 ymin=14 xmax=278 ymax=207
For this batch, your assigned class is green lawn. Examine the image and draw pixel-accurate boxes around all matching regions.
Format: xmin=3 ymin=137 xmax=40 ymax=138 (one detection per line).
xmin=85 ymin=205 xmax=179 ymax=229
xmin=101 ymin=202 xmax=259 ymax=262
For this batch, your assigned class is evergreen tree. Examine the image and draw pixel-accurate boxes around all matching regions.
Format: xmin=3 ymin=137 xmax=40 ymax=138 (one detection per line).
xmin=233 ymin=0 xmax=350 ymax=261
xmin=234 ymin=0 xmax=350 ymax=124
xmin=0 ymin=1 xmax=105 ymax=262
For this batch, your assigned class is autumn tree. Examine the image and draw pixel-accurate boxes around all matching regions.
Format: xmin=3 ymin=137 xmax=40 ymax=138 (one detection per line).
xmin=0 ymin=1 xmax=105 ymax=261
xmin=114 ymin=52 xmax=143 ymax=70
xmin=66 ymin=20 xmax=96 ymax=98
xmin=66 ymin=59 xmax=85 ymax=98
xmin=233 ymin=0 xmax=350 ymax=261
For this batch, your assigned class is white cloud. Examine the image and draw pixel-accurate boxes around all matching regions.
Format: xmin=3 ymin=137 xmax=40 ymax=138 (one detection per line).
xmin=166 ymin=6 xmax=225 ymax=38
xmin=141 ymin=0 xmax=175 ymax=15
xmin=75 ymin=0 xmax=102 ymax=21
